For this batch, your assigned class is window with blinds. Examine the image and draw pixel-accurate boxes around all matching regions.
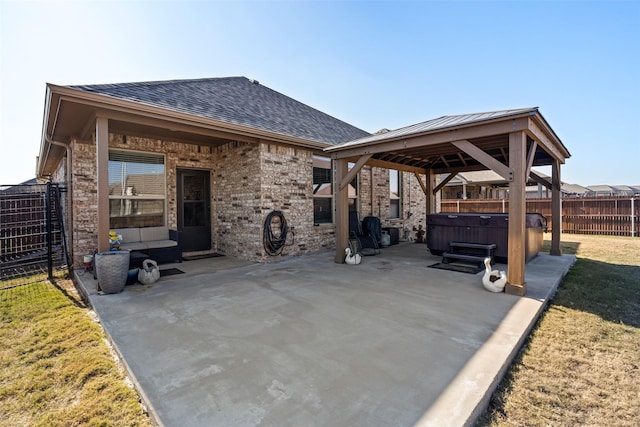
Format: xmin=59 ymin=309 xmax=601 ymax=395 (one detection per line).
xmin=390 ymin=169 xmax=402 ymax=219
xmin=313 ymin=156 xmax=333 ymax=224
xmin=312 ymin=156 xmax=358 ymax=224
xmin=108 ymin=150 xmax=166 ymax=228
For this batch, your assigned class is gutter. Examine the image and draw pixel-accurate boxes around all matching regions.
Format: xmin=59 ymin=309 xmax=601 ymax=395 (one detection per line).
xmin=38 ymin=135 xmax=71 ymax=180
xmin=38 ymin=86 xmax=71 ymax=180
xmin=37 ymin=86 xmax=54 ymax=179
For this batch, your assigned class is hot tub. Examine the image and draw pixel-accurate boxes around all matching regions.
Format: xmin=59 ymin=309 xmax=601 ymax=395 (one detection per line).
xmin=426 ymin=213 xmax=547 ymax=263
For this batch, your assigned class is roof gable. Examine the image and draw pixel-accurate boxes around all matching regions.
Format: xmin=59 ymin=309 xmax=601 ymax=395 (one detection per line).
xmin=70 ymin=77 xmax=370 ymax=145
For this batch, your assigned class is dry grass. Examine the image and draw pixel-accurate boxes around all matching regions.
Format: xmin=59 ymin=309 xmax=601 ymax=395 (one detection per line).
xmin=2 ymin=235 xmax=638 ymax=426
xmin=0 ymin=278 xmax=151 ymax=427
xmin=478 ymin=234 xmax=640 ymax=426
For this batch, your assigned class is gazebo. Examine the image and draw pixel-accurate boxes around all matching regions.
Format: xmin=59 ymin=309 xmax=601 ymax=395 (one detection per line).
xmin=325 ymin=108 xmax=570 ymax=296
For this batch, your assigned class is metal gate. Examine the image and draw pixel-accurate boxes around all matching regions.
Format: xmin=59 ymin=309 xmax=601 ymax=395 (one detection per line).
xmin=0 ymin=183 xmax=70 ymax=289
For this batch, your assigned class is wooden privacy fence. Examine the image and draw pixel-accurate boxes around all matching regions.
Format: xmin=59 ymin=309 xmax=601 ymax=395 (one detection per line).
xmin=440 ymin=197 xmax=638 ymax=237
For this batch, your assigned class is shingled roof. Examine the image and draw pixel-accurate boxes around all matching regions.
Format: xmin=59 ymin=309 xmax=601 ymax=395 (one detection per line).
xmin=70 ymin=77 xmax=370 ymax=145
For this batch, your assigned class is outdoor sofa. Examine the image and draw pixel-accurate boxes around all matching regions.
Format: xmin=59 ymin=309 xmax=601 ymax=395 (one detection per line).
xmin=112 ymin=226 xmax=182 ymax=264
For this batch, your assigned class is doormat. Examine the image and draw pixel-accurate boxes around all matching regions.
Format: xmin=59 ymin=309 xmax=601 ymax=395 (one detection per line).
xmin=428 ymin=262 xmax=483 ymax=275
xmin=182 ymin=253 xmax=224 ymax=261
xmin=160 ymin=268 xmax=185 ymax=277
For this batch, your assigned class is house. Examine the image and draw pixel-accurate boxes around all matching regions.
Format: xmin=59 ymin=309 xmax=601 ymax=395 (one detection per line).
xmin=440 ymin=170 xmax=512 ymax=199
xmin=37 ymin=77 xmax=429 ymax=266
xmin=440 ymin=170 xmax=591 ymax=199
xmin=0 ymin=178 xmax=39 ymax=193
xmin=558 ymin=183 xmax=591 ymax=198
xmin=586 ymin=185 xmax=640 ymax=197
xmin=37 ymin=77 xmax=571 ymax=296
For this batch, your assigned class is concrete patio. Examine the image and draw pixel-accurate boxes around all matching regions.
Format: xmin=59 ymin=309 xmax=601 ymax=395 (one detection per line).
xmin=76 ymin=243 xmax=575 ymax=427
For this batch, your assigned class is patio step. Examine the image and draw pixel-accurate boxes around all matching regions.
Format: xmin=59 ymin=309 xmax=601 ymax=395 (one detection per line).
xmin=441 ymin=241 xmax=496 ymax=268
xmin=441 ymin=252 xmax=488 ymax=264
xmin=449 ymin=242 xmax=496 ymax=251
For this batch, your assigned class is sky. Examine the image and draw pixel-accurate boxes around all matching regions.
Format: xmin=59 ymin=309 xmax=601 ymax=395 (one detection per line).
xmin=1 ymin=0 xmax=638 ymax=186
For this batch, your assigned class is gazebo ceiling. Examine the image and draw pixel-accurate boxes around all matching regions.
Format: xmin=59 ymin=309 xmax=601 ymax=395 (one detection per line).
xmin=358 ymin=134 xmax=556 ymax=174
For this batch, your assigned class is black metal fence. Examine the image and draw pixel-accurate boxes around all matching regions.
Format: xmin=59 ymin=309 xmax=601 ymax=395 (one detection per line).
xmin=0 ymin=183 xmax=70 ymax=289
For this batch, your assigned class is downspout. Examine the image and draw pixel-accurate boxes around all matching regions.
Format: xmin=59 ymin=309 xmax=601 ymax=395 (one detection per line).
xmin=45 ymin=135 xmax=69 ymax=149
xmin=44 ymin=135 xmax=74 ymax=265
xmin=407 ymin=172 xmax=411 ymax=220
xmin=370 ymin=166 xmax=374 ymax=216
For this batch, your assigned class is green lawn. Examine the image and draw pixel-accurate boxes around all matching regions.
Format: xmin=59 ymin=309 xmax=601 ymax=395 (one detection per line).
xmin=477 ymin=234 xmax=640 ymax=426
xmin=0 ymin=279 xmax=151 ymax=427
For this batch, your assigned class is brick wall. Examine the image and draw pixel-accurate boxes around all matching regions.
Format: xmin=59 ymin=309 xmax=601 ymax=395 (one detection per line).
xmin=358 ymin=166 xmax=428 ymax=237
xmin=258 ymin=143 xmax=336 ymax=259
xmin=52 ymin=132 xmax=431 ymax=266
xmin=68 ymin=140 xmax=98 ymax=267
xmin=213 ymin=141 xmax=262 ymax=259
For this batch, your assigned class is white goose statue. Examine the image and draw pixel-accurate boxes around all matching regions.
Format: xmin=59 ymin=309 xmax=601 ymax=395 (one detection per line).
xmin=345 ymin=247 xmax=362 ymax=265
xmin=482 ymin=257 xmax=507 ymax=292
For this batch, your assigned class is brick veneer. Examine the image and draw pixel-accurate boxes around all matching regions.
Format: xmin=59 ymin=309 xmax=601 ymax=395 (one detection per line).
xmin=52 ymin=133 xmax=429 ymax=266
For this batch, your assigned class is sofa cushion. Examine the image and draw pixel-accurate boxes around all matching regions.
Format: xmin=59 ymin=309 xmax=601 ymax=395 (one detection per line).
xmin=140 ymin=227 xmax=170 ymax=242
xmin=119 ymin=241 xmax=149 ymax=251
xmin=114 ymin=228 xmax=141 ymax=244
xmin=145 ymin=240 xmax=178 ymax=249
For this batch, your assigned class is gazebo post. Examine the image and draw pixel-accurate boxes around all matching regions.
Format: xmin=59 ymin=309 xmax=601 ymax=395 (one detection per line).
xmin=425 ymin=169 xmax=436 ymax=214
xmin=96 ymin=116 xmax=110 ymax=253
xmin=334 ymin=158 xmax=349 ymax=263
xmin=506 ymin=131 xmax=527 ymax=296
xmin=550 ymin=158 xmax=562 ymax=256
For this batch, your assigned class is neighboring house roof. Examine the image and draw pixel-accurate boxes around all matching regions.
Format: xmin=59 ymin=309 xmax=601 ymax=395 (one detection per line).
xmin=587 ymin=185 xmax=617 ymax=195
xmin=443 ymin=170 xmax=596 ymax=197
xmin=0 ymin=178 xmax=39 ymax=193
xmin=610 ymin=185 xmax=636 ymax=195
xmin=18 ymin=178 xmax=38 ymax=186
xmin=561 ymin=183 xmax=590 ymax=195
xmin=587 ymin=185 xmax=612 ymax=192
xmin=445 ymin=170 xmax=508 ymax=185
xmin=444 ymin=169 xmax=549 ymax=187
xmin=71 ymin=77 xmax=370 ymax=145
xmin=586 ymin=185 xmax=639 ymax=196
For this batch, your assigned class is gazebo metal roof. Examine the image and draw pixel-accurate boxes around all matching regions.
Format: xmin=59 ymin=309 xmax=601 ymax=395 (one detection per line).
xmin=326 ymin=107 xmax=569 ymax=176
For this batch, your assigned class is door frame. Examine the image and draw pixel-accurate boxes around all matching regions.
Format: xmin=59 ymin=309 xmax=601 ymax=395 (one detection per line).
xmin=176 ymin=168 xmax=212 ymax=252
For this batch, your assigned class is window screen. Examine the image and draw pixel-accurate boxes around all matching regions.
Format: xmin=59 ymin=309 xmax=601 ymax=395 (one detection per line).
xmin=108 ymin=150 xmax=165 ymax=228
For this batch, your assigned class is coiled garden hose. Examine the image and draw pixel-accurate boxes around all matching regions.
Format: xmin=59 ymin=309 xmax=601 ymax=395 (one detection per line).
xmin=263 ymin=210 xmax=295 ymax=256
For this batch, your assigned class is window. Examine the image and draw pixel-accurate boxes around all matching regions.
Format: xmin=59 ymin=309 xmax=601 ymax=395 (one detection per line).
xmin=313 ymin=156 xmax=358 ymax=224
xmin=108 ymin=150 xmax=165 ymax=228
xmin=390 ymin=169 xmax=402 ymax=219
xmin=348 ymin=167 xmax=358 ymax=212
xmin=313 ymin=156 xmax=332 ymax=224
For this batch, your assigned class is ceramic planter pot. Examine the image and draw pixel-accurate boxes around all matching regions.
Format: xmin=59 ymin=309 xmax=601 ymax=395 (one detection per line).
xmin=94 ymin=251 xmax=129 ymax=294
